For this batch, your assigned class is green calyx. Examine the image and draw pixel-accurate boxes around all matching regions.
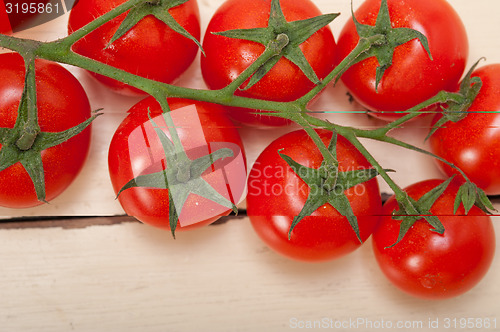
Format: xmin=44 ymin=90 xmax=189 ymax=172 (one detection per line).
xmin=279 ymin=133 xmax=382 ymax=242
xmin=0 ymin=114 xmax=99 ymax=204
xmin=214 ymin=0 xmax=338 ymax=90
xmin=0 ymin=57 xmax=100 ymax=203
xmin=390 ymin=176 xmax=497 ymax=248
xmin=454 ymin=181 xmax=496 ymax=216
xmin=116 ymin=111 xmax=238 ymax=238
xmin=106 ymin=0 xmax=204 ymax=54
xmin=390 ymin=178 xmax=452 ymax=248
xmin=426 ymin=58 xmax=485 ymax=139
xmin=336 ymin=0 xmax=432 ymax=90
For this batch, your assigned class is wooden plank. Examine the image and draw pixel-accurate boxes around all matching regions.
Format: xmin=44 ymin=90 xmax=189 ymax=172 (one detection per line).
xmin=2 ymin=0 xmax=500 ymax=218
xmin=0 ymin=214 xmax=240 ymax=229
xmin=0 ymin=215 xmax=137 ymax=229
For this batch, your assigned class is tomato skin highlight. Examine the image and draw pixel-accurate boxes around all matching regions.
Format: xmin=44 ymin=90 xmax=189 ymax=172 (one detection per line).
xmin=247 ymin=129 xmax=382 ymax=262
xmin=372 ymin=179 xmax=495 ymax=300
xmin=108 ymin=98 xmax=247 ymax=231
xmin=68 ymin=0 xmax=201 ymax=96
xmin=0 ymin=53 xmax=92 ymax=208
xmin=201 ymin=0 xmax=336 ymax=128
xmin=430 ymin=64 xmax=500 ymax=196
xmin=335 ymin=0 xmax=468 ymax=120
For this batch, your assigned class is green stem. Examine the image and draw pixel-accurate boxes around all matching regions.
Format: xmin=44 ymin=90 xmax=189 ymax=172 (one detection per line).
xmin=340 ymin=131 xmax=407 ymax=201
xmin=297 ymin=34 xmax=386 ymax=107
xmin=0 ymin=34 xmax=42 ymax=54
xmin=369 ymin=90 xmax=464 ymax=138
xmin=36 ymin=44 xmax=295 ymax=116
xmin=302 ymin=107 xmax=473 ymax=186
xmin=361 ymin=133 xmax=471 ymax=182
xmin=153 ymin=92 xmax=191 ymax=163
xmin=283 ymin=35 xmax=387 ymax=168
xmin=291 ymin=113 xmax=338 ymax=167
xmin=219 ymin=33 xmax=290 ymax=97
xmin=53 ymin=0 xmax=144 ymax=51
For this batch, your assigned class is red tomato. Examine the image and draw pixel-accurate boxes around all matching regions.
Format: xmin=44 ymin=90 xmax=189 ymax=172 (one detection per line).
xmin=335 ymin=0 xmax=468 ymax=120
xmin=108 ymin=98 xmax=247 ymax=231
xmin=0 ymin=53 xmax=92 ymax=208
xmin=429 ymin=64 xmax=500 ymax=196
xmin=201 ymin=0 xmax=336 ymax=127
xmin=247 ymin=129 xmax=381 ymax=262
xmin=68 ymin=0 xmax=201 ymax=95
xmin=372 ymin=179 xmax=495 ymax=299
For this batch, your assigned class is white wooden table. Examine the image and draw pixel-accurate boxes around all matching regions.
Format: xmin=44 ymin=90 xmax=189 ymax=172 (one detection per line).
xmin=1 ymin=1 xmax=500 ymax=331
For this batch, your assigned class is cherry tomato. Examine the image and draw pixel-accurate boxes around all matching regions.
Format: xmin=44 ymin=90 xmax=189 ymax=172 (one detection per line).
xmin=429 ymin=64 xmax=500 ymax=196
xmin=247 ymin=129 xmax=381 ymax=262
xmin=0 ymin=52 xmax=92 ymax=208
xmin=335 ymin=0 xmax=468 ymax=120
xmin=68 ymin=0 xmax=201 ymax=96
xmin=201 ymin=0 xmax=336 ymax=127
xmin=108 ymin=97 xmax=247 ymax=231
xmin=372 ymin=179 xmax=495 ymax=299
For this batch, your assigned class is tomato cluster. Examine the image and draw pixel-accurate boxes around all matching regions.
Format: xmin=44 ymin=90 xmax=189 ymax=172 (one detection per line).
xmin=0 ymin=0 xmax=497 ymax=300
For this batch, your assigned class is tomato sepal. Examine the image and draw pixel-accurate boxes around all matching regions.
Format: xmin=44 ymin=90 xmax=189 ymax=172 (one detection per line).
xmin=455 ymin=181 xmax=497 ymax=215
xmin=389 ymin=177 xmax=457 ymax=247
xmin=278 ymin=133 xmax=382 ymax=242
xmin=115 ymin=110 xmax=238 ymax=237
xmin=106 ymin=0 xmax=204 ymax=54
